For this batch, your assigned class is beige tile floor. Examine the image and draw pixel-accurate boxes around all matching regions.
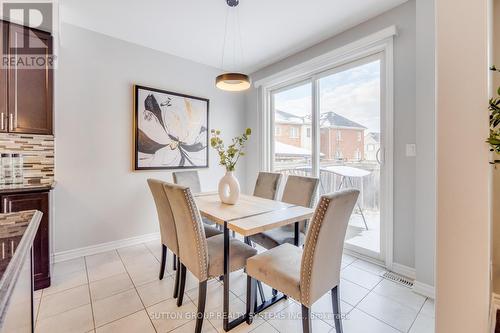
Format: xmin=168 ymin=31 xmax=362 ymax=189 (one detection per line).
xmin=34 ymin=240 xmax=435 ymax=333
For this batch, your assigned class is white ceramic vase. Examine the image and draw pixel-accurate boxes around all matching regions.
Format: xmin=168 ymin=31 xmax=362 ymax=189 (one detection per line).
xmin=218 ymin=171 xmax=240 ymax=205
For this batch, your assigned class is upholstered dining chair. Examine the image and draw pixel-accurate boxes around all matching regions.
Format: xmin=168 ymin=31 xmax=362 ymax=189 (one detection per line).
xmin=163 ymin=182 xmax=257 ymax=333
xmin=147 ymin=179 xmax=182 ymax=298
xmin=253 ymin=172 xmax=282 ymax=200
xmin=248 ymin=175 xmax=319 ymax=299
xmin=172 ymin=171 xmax=202 ymax=193
xmin=173 ymin=171 xmax=222 ymax=230
xmin=249 ymin=175 xmax=319 ymax=249
xmin=245 ymin=189 xmax=360 ymax=333
xmin=147 ymin=179 xmax=221 ymax=297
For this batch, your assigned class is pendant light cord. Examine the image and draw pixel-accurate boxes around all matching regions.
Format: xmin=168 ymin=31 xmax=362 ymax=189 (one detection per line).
xmin=221 ymin=6 xmax=230 ymax=71
xmin=236 ymin=7 xmax=244 ymax=71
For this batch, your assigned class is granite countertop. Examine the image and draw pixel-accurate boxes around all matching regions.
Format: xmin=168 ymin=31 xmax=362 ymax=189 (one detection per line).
xmin=0 ymin=182 xmax=55 ymax=194
xmin=0 ymin=210 xmax=42 ymax=328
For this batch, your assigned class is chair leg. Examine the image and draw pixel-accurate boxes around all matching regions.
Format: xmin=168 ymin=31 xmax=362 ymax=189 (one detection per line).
xmin=173 ymin=253 xmax=177 ymax=271
xmin=243 ymin=237 xmax=251 ymax=274
xmin=176 ymin=263 xmax=187 ymax=307
xmin=159 ymin=245 xmax=167 ymax=280
xmin=301 ymin=305 xmax=312 ymax=333
xmin=246 ymin=276 xmax=256 ymax=324
xmin=257 ymin=281 xmax=266 ymax=303
xmin=173 ymin=257 xmax=180 ymax=298
xmin=331 ymin=286 xmax=343 ymax=333
xmin=195 ymin=281 xmax=207 ymax=333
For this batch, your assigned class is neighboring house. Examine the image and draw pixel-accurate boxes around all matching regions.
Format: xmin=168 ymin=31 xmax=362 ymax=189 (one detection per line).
xmin=319 ymin=112 xmax=366 ymax=161
xmin=274 ymin=110 xmax=310 ymax=149
xmin=274 ymin=110 xmax=367 ymax=162
xmin=365 ymin=132 xmax=380 ymax=161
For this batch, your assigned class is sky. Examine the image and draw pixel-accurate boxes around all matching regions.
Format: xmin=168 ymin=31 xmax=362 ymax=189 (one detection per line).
xmin=274 ymin=60 xmax=381 ymax=133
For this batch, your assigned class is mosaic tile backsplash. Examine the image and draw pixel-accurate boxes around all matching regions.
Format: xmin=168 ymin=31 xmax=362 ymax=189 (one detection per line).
xmin=0 ymin=134 xmax=54 ymax=185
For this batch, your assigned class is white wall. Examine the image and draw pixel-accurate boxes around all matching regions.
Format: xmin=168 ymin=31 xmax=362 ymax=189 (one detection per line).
xmin=435 ymin=0 xmax=490 ymax=331
xmin=54 ymin=23 xmax=246 ymax=253
xmin=245 ymin=0 xmax=418 ymax=269
xmin=415 ymin=0 xmax=436 ymax=289
xmin=492 ymin=0 xmax=500 ymax=294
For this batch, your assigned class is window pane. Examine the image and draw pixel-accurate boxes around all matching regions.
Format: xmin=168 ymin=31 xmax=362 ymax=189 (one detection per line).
xmin=272 ymin=82 xmax=312 ymax=178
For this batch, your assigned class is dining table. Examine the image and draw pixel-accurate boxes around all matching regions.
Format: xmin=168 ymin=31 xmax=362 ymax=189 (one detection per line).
xmin=194 ymin=192 xmax=315 ymax=332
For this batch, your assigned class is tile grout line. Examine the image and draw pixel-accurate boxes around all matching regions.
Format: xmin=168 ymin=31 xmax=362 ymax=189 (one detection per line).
xmin=369 ymin=286 xmax=427 ymax=314
xmin=341 ymin=257 xmax=357 ymax=270
xmin=116 ymin=245 xmax=158 ymax=333
xmin=33 ymin=289 xmax=44 ymax=328
xmin=35 ymin=288 xmax=93 ymax=323
xmin=84 ymin=254 xmax=97 ymax=332
xmin=354 ymin=276 xmax=411 ymax=333
xmin=87 ymin=250 xmax=155 ymax=330
xmin=143 ymin=242 xmax=162 ymax=264
xmin=405 ymin=297 xmax=428 ymax=333
xmin=354 ymin=306 xmax=406 ymax=333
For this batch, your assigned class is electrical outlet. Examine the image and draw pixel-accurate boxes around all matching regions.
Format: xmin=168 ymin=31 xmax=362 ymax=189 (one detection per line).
xmin=406 ymin=144 xmax=416 ymax=157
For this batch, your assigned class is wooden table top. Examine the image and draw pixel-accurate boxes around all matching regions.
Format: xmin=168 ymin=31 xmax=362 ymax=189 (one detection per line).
xmin=195 ymin=193 xmax=314 ymax=236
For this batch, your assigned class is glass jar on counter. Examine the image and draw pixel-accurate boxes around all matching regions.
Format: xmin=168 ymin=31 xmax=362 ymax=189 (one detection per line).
xmin=12 ymin=153 xmax=23 ymax=185
xmin=1 ymin=153 xmax=12 ymax=185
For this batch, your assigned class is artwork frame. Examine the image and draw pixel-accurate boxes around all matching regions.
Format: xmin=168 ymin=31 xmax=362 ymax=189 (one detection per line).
xmin=133 ymin=84 xmax=209 ymax=170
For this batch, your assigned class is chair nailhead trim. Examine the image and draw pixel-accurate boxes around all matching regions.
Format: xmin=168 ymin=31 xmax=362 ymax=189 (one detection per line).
xmin=300 ymin=197 xmax=331 ymax=305
xmin=183 ymin=188 xmax=209 ymax=281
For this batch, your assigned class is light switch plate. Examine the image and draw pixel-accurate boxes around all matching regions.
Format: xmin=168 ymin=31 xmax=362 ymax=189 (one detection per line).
xmin=406 ymin=144 xmax=417 ymax=157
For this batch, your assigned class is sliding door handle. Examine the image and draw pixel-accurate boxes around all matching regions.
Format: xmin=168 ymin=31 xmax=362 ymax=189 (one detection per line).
xmin=376 ymin=148 xmax=382 ymax=165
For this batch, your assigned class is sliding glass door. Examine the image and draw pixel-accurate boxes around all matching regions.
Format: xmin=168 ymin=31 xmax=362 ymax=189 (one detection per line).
xmin=270 ymin=53 xmax=389 ymax=262
xmin=318 ymin=55 xmax=383 ymax=259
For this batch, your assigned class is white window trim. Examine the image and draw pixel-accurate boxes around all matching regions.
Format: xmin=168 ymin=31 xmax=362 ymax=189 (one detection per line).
xmin=257 ymin=25 xmax=395 ymax=270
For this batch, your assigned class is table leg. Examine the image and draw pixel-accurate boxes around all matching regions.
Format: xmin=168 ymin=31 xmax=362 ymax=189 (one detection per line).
xmin=222 ymin=222 xmax=247 ymax=331
xmin=223 ymin=222 xmax=230 ymax=331
xmin=294 ymin=222 xmax=299 ymax=246
xmin=222 ymin=222 xmax=287 ymax=331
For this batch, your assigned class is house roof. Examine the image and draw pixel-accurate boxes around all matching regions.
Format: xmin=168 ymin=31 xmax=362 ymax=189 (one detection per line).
xmin=275 ymin=110 xmax=367 ymax=130
xmin=319 ymin=112 xmax=367 ymax=129
xmin=275 ymin=110 xmax=306 ymax=124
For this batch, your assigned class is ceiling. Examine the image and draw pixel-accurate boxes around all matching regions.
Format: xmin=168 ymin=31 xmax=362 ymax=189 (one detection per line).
xmin=61 ymin=0 xmax=407 ymax=73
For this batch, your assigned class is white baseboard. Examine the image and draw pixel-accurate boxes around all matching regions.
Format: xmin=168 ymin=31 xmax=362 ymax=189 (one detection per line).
xmin=53 ymin=232 xmax=161 ymax=263
xmin=412 ymin=281 xmax=435 ymax=299
xmin=391 ymin=263 xmax=416 ymax=280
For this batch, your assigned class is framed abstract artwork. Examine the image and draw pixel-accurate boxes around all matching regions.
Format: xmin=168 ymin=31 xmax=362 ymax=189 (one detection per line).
xmin=134 ymin=85 xmax=209 ymax=170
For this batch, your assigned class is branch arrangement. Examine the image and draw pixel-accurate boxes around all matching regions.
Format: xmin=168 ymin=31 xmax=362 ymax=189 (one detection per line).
xmin=488 ymin=66 xmax=500 ymax=156
xmin=210 ymin=128 xmax=252 ymax=172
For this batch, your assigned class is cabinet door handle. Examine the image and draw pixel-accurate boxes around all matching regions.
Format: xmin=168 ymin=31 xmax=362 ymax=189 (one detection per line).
xmin=0 ymin=113 xmax=4 ymax=130
xmin=9 ymin=114 xmax=13 ymax=131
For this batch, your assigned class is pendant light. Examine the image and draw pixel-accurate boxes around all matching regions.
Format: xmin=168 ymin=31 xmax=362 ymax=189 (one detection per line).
xmin=216 ymin=0 xmax=251 ymax=91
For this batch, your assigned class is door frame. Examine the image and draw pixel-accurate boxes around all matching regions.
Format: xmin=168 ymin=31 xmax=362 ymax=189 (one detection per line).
xmin=257 ymin=26 xmax=395 ymax=269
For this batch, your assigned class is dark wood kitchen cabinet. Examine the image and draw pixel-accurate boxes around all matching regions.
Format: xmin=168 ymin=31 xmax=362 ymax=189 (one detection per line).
xmin=0 ymin=21 xmax=53 ymax=135
xmin=1 ymin=192 xmax=50 ymax=290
